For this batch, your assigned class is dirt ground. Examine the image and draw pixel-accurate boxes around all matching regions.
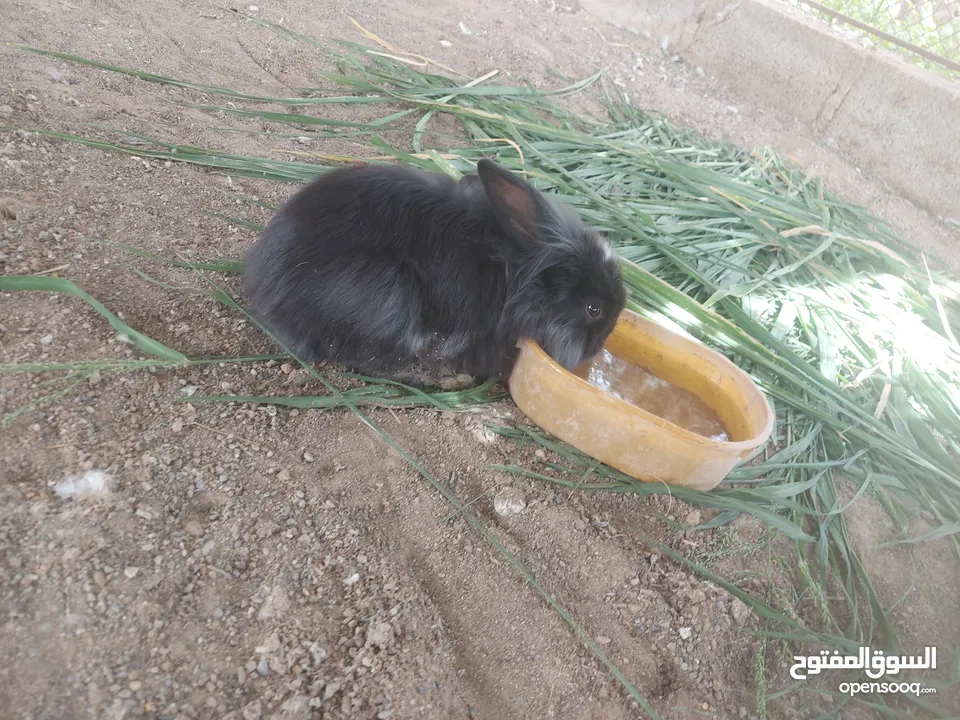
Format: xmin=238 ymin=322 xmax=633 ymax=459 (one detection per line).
xmin=2 ymin=1 xmax=959 ymax=719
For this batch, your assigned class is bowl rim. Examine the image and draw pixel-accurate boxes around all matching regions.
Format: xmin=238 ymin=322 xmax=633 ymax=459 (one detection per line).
xmin=514 ymin=312 xmax=775 ymax=452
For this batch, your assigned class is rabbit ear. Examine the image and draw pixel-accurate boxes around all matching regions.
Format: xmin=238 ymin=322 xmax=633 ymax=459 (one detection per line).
xmin=477 ymin=159 xmax=545 ymax=240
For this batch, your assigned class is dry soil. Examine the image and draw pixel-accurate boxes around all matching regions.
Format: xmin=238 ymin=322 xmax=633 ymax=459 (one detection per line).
xmin=2 ymin=1 xmax=959 ymax=720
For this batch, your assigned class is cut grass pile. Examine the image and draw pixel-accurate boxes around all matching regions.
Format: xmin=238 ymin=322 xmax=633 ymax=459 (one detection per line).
xmin=4 ymin=18 xmax=960 ymax=718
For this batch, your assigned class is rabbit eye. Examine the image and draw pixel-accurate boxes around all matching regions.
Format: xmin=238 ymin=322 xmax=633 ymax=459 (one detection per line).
xmin=586 ymin=302 xmax=602 ymax=319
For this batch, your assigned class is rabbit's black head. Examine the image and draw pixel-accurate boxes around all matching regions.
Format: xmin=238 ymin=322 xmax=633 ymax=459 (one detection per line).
xmin=477 ymin=159 xmax=626 ymax=373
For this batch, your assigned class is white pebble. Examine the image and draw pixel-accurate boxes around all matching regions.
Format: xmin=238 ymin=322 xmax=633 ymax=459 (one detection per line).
xmin=123 ymin=566 xmax=140 ymax=579
xmin=54 ymin=469 xmax=108 ymax=499
xmin=494 ymin=487 xmax=526 ymax=517
xmin=679 ymin=626 xmax=693 ymax=640
xmin=308 ymin=642 xmax=328 ymax=664
xmin=255 ymin=632 xmax=281 ymax=654
xmin=471 ymin=425 xmax=497 ymax=444
xmin=40 ymin=334 xmax=53 ymax=345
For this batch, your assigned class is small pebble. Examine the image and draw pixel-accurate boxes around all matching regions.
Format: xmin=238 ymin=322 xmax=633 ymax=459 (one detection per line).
xmin=302 ymin=452 xmax=315 ymax=463
xmin=40 ymin=334 xmax=53 ymax=345
xmin=256 ymin=658 xmax=268 ymax=676
xmin=123 ymin=566 xmax=140 ymax=579
xmin=275 ymin=695 xmax=310 ymax=718
xmin=308 ymin=643 xmax=328 ymax=664
xmin=731 ymin=598 xmax=751 ymax=624
xmin=277 ymin=469 xmax=291 ymax=482
xmin=184 ymin=520 xmax=204 ymax=537
xmin=171 ymin=419 xmax=184 ymax=433
xmin=679 ymin=627 xmax=693 ymax=640
xmin=257 ymin=632 xmax=280 ymax=654
xmin=493 ymin=487 xmax=526 ymax=517
xmin=242 ymin=700 xmax=262 ymax=720
xmin=595 ymin=636 xmax=611 ymax=645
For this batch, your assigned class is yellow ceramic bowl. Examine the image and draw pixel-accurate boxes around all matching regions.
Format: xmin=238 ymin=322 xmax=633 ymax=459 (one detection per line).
xmin=507 ymin=308 xmax=774 ymax=491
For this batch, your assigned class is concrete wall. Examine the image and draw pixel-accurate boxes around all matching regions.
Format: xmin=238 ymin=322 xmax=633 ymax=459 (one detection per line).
xmin=579 ymin=0 xmax=960 ymax=220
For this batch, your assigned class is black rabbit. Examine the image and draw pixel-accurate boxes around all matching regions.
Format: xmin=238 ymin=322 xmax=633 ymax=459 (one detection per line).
xmin=242 ymin=158 xmax=625 ymax=388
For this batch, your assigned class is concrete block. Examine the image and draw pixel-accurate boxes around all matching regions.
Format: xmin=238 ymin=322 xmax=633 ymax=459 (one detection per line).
xmin=581 ymin=0 xmax=960 ymax=218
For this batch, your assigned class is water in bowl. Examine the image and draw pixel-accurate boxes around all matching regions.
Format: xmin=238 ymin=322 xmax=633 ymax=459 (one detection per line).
xmin=574 ymin=349 xmax=729 ymax=441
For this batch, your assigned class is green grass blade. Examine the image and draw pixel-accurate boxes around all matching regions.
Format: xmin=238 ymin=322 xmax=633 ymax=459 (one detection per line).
xmin=0 ymin=276 xmax=187 ymax=362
